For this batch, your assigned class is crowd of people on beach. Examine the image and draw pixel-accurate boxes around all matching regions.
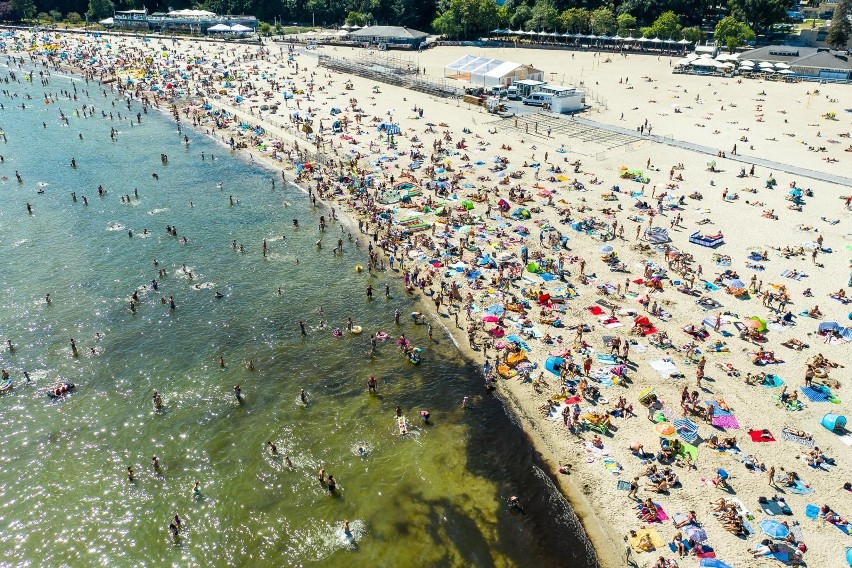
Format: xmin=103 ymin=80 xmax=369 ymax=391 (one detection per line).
xmin=1 ymin=28 xmax=850 ymax=566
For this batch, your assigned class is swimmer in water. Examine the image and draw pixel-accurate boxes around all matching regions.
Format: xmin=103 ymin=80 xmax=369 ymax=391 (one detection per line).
xmin=284 ymin=455 xmax=293 ymax=468
xmin=343 ymin=521 xmax=351 ymax=536
xmin=267 ymin=441 xmax=277 ymax=455
xmin=153 ymin=390 xmax=163 ymax=409
xmin=300 ymin=389 xmax=308 ymax=404
xmin=193 ymin=481 xmax=202 ymax=497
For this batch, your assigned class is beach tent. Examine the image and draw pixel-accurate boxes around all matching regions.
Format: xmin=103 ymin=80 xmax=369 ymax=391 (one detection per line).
xmin=230 ymin=24 xmax=253 ymax=33
xmin=208 ymin=24 xmax=232 ymax=33
xmin=545 ymin=357 xmax=564 ymax=376
xmin=821 ymin=413 xmax=847 ymax=432
xmin=817 ymin=321 xmax=852 ymax=341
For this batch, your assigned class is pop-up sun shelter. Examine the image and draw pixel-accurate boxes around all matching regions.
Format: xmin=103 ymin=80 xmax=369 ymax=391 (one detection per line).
xmin=821 ymin=413 xmax=847 ymax=432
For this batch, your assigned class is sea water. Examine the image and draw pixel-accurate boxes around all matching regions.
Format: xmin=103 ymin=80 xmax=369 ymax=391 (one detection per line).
xmin=0 ymin=69 xmax=596 ymax=566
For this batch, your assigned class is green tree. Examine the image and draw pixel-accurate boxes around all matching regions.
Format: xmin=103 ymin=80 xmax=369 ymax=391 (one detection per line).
xmin=559 ymin=7 xmax=590 ymax=33
xmin=714 ymin=15 xmax=756 ymax=50
xmin=645 ymin=10 xmax=681 ymax=38
xmin=10 ymin=0 xmax=37 ymax=19
xmin=49 ymin=9 xmax=62 ymax=21
xmin=616 ymin=12 xmax=637 ymax=35
xmin=728 ymin=0 xmax=788 ymax=33
xmin=680 ymin=25 xmax=704 ymax=43
xmin=825 ymin=0 xmax=851 ymax=49
xmin=589 ymin=6 xmax=616 ymax=35
xmin=527 ymin=0 xmax=558 ymax=30
xmin=67 ymin=11 xmax=83 ymax=24
xmin=345 ymin=10 xmax=369 ymax=25
xmin=510 ymin=4 xmax=532 ymax=29
xmin=87 ymin=0 xmax=113 ymax=20
xmin=432 ymin=0 xmax=497 ymax=38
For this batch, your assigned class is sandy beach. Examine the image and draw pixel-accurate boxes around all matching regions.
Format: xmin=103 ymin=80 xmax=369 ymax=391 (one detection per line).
xmin=15 ymin=31 xmax=852 ymax=567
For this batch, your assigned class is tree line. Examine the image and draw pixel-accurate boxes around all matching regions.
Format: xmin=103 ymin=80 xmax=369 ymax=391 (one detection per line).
xmin=1 ymin=0 xmax=848 ymax=51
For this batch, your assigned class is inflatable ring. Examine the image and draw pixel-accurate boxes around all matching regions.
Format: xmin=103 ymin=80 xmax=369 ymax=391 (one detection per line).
xmin=351 ymin=325 xmax=363 ymax=334
xmin=814 ymin=368 xmax=828 ymax=379
xmin=355 ymin=265 xmax=363 ymax=272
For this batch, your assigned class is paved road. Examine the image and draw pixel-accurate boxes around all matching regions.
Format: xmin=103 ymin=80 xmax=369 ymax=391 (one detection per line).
xmin=571 ymin=116 xmax=852 ymax=187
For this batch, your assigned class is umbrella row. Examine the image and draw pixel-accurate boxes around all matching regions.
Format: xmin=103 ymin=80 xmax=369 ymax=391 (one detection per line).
xmin=490 ymin=30 xmax=693 ymax=44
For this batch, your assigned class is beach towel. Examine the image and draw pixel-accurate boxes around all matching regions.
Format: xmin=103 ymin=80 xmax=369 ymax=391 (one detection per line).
xmin=506 ymin=335 xmax=531 ymax=352
xmin=603 ymin=458 xmax=622 ymax=475
xmin=760 ymin=500 xmax=785 ymax=516
xmin=832 ymin=521 xmax=852 ymax=535
xmin=655 ymin=504 xmax=669 ymax=522
xmin=629 ymin=528 xmax=664 ymax=552
xmin=749 ymin=429 xmax=776 ymax=442
xmin=680 ymin=443 xmax=698 ymax=463
xmin=674 ymin=419 xmax=699 ymax=444
xmin=596 ymin=354 xmax=618 ymax=365
xmin=789 ymin=480 xmax=814 ymax=495
xmin=712 ymin=414 xmax=740 ymax=429
xmin=781 ymin=430 xmax=814 ymax=447
xmin=588 ymin=306 xmax=604 ymax=315
xmin=705 ymin=400 xmax=732 ymax=416
xmin=649 ymin=359 xmax=680 ymax=379
xmin=761 ymin=374 xmax=784 ymax=388
xmin=799 ymin=386 xmax=830 ymax=403
xmin=672 ymin=513 xmax=694 ymax=527
xmin=804 ymin=504 xmax=820 ymax=519
xmin=616 ymin=479 xmax=632 ymax=491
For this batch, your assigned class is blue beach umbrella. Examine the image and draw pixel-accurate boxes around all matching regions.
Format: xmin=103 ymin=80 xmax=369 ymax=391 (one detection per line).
xmin=760 ymin=519 xmax=789 ymax=539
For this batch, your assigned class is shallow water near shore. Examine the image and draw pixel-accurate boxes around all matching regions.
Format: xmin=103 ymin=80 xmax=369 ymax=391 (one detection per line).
xmin=0 ymin=69 xmax=596 ymax=566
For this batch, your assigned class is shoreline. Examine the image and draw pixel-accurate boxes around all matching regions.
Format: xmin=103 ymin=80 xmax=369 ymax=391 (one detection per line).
xmin=188 ymin=91 xmax=622 ymax=567
xmin=41 ymin=33 xmax=852 ymax=568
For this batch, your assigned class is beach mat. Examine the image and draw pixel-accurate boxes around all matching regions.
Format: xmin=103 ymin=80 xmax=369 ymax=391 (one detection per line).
xmin=805 ymin=504 xmax=819 ymax=519
xmin=760 ymin=500 xmax=785 ymax=516
xmin=749 ymin=429 xmax=776 ymax=442
xmin=712 ymin=414 xmax=740 ymax=429
xmin=781 ymin=430 xmax=814 ymax=447
xmin=799 ymin=386 xmax=830 ymax=402
xmin=679 ymin=442 xmax=699 ymax=462
xmin=789 ymin=480 xmax=814 ymax=495
xmin=629 ymin=528 xmax=664 ymax=552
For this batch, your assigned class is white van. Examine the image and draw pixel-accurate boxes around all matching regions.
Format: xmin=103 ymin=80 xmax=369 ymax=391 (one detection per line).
xmin=522 ymin=92 xmax=553 ymax=106
xmin=506 ymin=85 xmax=519 ymax=100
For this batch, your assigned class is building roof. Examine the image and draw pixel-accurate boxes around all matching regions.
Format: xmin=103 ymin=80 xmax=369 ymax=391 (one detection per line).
xmin=741 ymin=45 xmax=852 ymax=71
xmin=348 ymin=26 xmax=428 ymax=39
xmin=791 ymin=51 xmax=852 ymax=70
xmin=741 ymin=45 xmax=815 ymax=63
xmin=446 ymin=55 xmax=540 ymax=78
